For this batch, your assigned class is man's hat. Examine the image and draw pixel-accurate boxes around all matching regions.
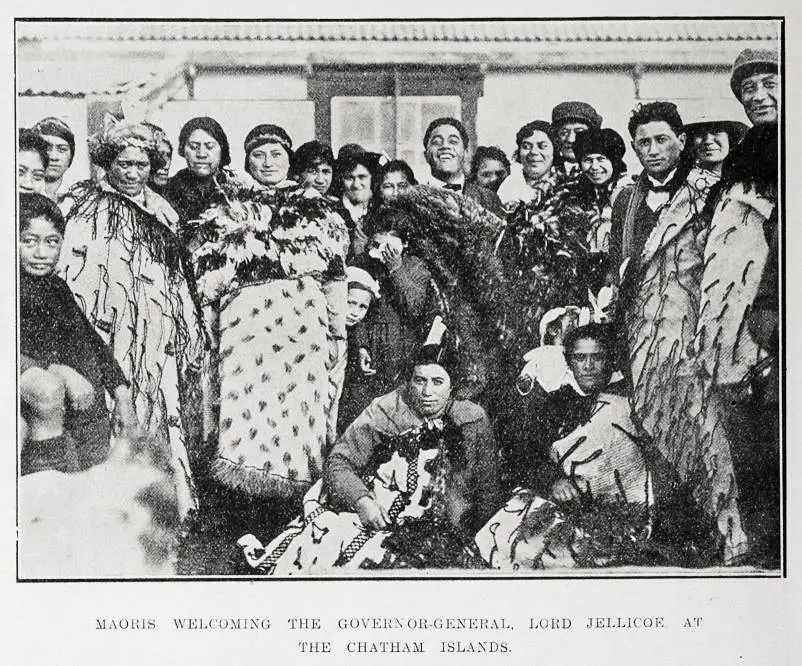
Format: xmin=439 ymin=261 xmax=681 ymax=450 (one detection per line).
xmin=551 ymin=101 xmax=603 ymax=129
xmin=730 ymin=48 xmax=779 ymax=99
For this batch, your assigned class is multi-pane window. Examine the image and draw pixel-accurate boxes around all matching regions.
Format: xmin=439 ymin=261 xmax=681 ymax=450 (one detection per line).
xmin=332 ymin=95 xmax=461 ymax=180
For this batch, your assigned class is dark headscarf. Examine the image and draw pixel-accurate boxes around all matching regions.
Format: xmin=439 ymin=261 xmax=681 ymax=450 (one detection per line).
xmin=177 ymin=116 xmax=231 ymax=168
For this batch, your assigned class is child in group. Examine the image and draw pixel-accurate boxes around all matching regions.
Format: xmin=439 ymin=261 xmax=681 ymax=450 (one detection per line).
xmin=336 ymin=208 xmax=445 ymax=433
xmin=18 ymin=193 xmax=137 ymax=475
xmin=337 ymin=266 xmax=382 ymax=434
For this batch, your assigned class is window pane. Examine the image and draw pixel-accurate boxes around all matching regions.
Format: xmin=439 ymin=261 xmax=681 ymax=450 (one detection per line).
xmin=397 ymin=100 xmax=416 ymax=144
xmin=420 ymin=98 xmax=461 ymax=136
xmin=338 ymin=99 xmax=376 ymax=145
xmin=378 ymin=99 xmax=395 ymax=151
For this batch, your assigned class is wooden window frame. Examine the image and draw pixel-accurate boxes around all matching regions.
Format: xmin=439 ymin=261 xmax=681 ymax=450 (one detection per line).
xmin=308 ymin=64 xmax=484 ymax=149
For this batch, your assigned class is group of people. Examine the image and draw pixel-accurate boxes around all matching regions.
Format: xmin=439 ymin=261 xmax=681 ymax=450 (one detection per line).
xmin=17 ymin=47 xmax=780 ymax=575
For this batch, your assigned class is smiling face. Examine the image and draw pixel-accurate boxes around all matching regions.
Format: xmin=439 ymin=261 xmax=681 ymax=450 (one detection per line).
xmin=475 ymin=158 xmax=509 ymax=192
xmin=518 ymin=130 xmax=555 ymax=183
xmin=556 ymin=121 xmax=590 ymax=162
xmin=740 ymin=72 xmax=779 ymax=125
xmin=567 ymin=338 xmax=611 ymax=395
xmin=346 ymin=287 xmax=373 ymax=327
xmin=107 ymin=146 xmax=151 ymax=198
xmin=39 ymin=134 xmax=72 ymax=182
xmin=301 ymin=162 xmax=334 ymax=195
xmin=19 ymin=216 xmax=62 ymax=277
xmin=631 ymin=121 xmax=686 ymax=180
xmin=407 ymin=363 xmax=452 ymax=418
xmin=151 ymin=140 xmax=172 ymax=187
xmin=248 ymin=141 xmax=291 ymax=186
xmin=380 ymin=170 xmax=412 ymax=200
xmin=342 ymin=164 xmax=373 ymax=205
xmin=580 ymin=153 xmax=615 ymax=186
xmin=18 ymin=150 xmax=47 ymax=195
xmin=693 ymin=129 xmax=731 ymax=167
xmin=183 ymin=129 xmax=222 ymax=178
xmin=425 ymin=124 xmax=466 ymax=179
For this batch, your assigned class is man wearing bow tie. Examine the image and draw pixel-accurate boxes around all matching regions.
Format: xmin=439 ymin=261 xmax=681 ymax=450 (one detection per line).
xmin=607 ymin=102 xmax=752 ymax=563
xmin=608 ymin=102 xmax=690 ymax=271
xmin=422 ymin=117 xmax=503 ymax=218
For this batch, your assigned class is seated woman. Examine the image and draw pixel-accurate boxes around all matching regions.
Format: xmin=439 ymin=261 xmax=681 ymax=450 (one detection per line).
xmin=19 ymin=193 xmax=137 ymax=475
xmin=238 ymin=328 xmax=502 ymax=573
xmin=480 ymin=323 xmax=651 ymax=569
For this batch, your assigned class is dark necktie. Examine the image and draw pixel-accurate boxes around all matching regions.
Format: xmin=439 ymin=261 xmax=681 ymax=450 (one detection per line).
xmin=443 ymin=183 xmax=462 ymax=191
xmin=648 ymin=183 xmax=671 ymax=193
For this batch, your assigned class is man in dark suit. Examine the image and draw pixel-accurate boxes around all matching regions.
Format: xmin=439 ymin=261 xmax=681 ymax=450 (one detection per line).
xmin=422 ymin=117 xmax=504 ymax=218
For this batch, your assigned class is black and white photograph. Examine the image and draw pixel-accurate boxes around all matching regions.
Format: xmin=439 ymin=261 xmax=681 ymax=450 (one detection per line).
xmin=14 ymin=17 xmax=784 ymax=583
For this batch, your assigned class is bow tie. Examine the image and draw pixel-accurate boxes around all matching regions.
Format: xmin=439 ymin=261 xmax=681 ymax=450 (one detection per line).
xmin=647 ymin=182 xmax=672 ymax=193
xmin=443 ymin=183 xmax=462 ymax=191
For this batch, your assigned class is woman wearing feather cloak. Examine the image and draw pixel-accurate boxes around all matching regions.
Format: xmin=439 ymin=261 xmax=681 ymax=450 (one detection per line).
xmin=185 ymin=138 xmax=349 ymax=503
xmin=58 ymin=121 xmax=205 ymax=519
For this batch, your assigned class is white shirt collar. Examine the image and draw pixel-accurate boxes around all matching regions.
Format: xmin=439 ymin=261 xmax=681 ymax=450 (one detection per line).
xmin=646 ymin=168 xmax=677 ymax=188
xmin=342 ymin=197 xmax=368 ymax=220
xmin=426 ymin=173 xmax=466 ymax=189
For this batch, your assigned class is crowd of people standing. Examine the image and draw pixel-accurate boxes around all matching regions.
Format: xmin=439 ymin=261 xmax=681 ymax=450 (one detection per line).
xmin=17 ymin=47 xmax=780 ymax=575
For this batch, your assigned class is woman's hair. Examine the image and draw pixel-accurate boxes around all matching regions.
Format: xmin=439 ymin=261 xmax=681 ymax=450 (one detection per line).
xmin=365 ymin=205 xmax=414 ymax=244
xmin=19 ymin=192 xmax=66 ymax=236
xmin=337 ymin=151 xmax=380 ymax=182
xmin=334 ymin=151 xmax=381 ymax=201
xmin=18 ymin=128 xmax=50 ymax=169
xmin=374 ymin=159 xmax=417 ymax=198
xmin=88 ymin=122 xmax=167 ymax=172
xmin=469 ymin=146 xmax=510 ymax=181
xmin=291 ymin=140 xmax=335 ymax=178
xmin=512 ymin=120 xmax=563 ymax=169
xmin=177 ymin=116 xmax=231 ymax=167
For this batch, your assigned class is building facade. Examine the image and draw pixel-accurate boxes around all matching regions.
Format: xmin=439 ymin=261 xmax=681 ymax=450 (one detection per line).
xmin=17 ymin=19 xmax=780 ymax=185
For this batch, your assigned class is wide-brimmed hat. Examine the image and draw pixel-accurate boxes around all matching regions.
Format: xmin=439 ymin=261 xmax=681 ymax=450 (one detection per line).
xmin=684 ymin=117 xmax=749 ymax=145
xmin=730 ymin=48 xmax=779 ymax=99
